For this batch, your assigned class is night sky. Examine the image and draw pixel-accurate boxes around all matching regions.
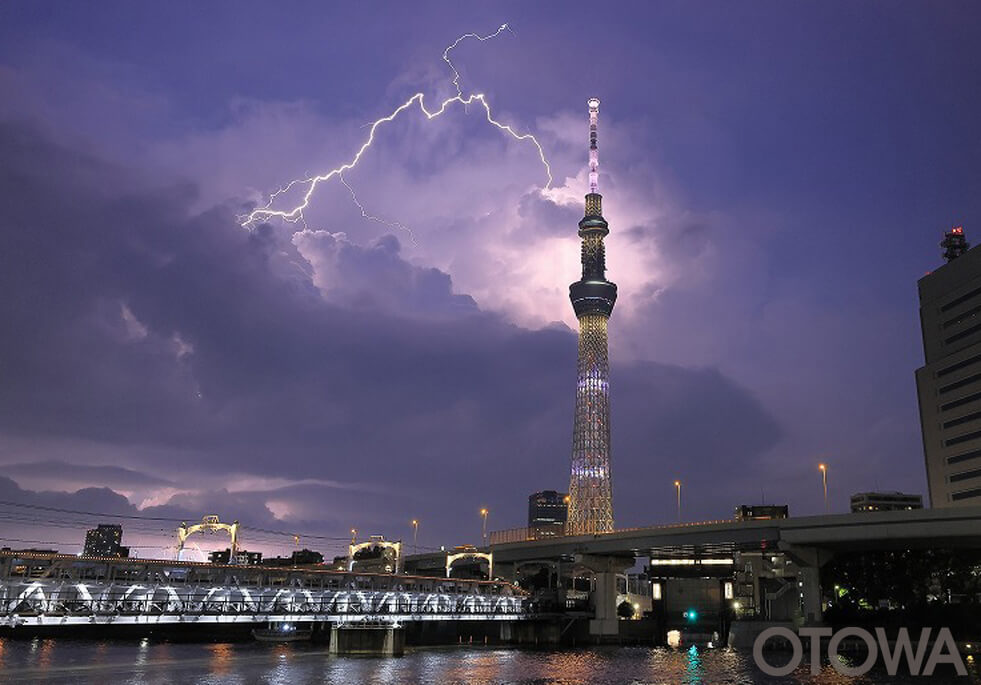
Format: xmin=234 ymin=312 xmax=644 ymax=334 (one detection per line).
xmin=0 ymin=1 xmax=979 ymax=559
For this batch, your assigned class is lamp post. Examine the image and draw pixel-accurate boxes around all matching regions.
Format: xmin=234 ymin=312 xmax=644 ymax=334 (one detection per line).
xmin=411 ymin=519 xmax=418 ymax=551
xmin=674 ymin=481 xmax=682 ymax=522
xmin=350 ymin=528 xmax=357 ymax=545
xmin=819 ymin=463 xmax=829 ymax=513
xmin=480 ymin=508 xmax=489 ymax=545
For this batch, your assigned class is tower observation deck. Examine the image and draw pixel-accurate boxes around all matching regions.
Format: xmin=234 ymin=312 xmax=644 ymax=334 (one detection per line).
xmin=567 ymin=98 xmax=617 ymax=535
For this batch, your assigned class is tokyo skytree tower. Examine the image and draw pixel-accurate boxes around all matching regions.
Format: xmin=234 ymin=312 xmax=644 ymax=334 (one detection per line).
xmin=566 ymin=98 xmax=617 ymax=535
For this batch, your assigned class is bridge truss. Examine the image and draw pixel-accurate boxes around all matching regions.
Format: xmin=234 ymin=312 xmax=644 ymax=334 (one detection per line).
xmin=0 ymin=552 xmax=524 ymax=629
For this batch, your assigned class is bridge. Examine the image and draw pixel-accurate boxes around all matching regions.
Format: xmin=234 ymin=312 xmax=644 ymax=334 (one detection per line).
xmin=0 ymin=550 xmax=525 ymax=653
xmin=489 ymin=505 xmax=981 ymax=639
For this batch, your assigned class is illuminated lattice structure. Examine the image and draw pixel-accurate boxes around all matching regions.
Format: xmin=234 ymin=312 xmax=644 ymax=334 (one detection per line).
xmin=567 ymin=98 xmax=617 ymax=535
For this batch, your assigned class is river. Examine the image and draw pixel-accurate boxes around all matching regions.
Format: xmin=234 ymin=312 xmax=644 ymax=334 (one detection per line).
xmin=0 ymin=638 xmax=977 ymax=684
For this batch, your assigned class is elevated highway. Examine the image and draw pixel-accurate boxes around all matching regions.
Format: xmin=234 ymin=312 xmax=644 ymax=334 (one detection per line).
xmin=491 ymin=506 xmax=981 ymax=561
xmin=490 ymin=506 xmax=981 ymax=635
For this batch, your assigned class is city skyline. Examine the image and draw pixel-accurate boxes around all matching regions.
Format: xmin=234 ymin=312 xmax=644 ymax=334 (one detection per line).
xmin=1 ymin=2 xmax=980 ymax=558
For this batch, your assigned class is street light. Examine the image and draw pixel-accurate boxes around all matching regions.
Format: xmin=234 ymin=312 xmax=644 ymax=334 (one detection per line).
xmin=674 ymin=481 xmax=682 ymax=522
xmin=350 ymin=528 xmax=358 ymax=545
xmin=819 ymin=463 xmax=829 ymax=513
xmin=480 ymin=508 xmax=489 ymax=545
xmin=411 ymin=519 xmax=419 ymax=551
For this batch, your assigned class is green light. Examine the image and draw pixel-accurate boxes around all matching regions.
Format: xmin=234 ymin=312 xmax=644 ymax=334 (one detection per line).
xmin=683 ymin=609 xmax=698 ymax=621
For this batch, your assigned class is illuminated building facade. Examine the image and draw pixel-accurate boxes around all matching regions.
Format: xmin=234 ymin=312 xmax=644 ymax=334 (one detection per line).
xmin=83 ymin=524 xmax=129 ymax=558
xmin=566 ymin=98 xmax=618 ymax=535
xmin=528 ymin=490 xmax=568 ymax=538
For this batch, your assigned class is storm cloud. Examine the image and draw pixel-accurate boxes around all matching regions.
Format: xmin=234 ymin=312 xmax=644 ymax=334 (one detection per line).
xmin=0 ymin=120 xmax=779 ymax=549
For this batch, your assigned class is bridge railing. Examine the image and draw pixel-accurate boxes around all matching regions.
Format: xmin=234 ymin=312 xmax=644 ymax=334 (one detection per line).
xmin=488 ymin=525 xmax=563 ymax=545
xmin=0 ymin=582 xmax=525 ymax=623
xmin=489 ymin=518 xmax=744 ymax=545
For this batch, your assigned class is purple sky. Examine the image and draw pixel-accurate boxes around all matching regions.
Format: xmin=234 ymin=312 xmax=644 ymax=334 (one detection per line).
xmin=0 ymin=1 xmax=979 ymax=559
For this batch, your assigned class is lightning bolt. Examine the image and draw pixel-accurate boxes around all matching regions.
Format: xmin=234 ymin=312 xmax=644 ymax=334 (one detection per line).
xmin=339 ymin=172 xmax=416 ymax=245
xmin=240 ymin=24 xmax=552 ymax=231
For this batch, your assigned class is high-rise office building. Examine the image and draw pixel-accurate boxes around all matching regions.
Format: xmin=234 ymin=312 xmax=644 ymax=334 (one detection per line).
xmin=916 ymin=227 xmax=981 ymax=506
xmin=567 ymin=98 xmax=618 ymax=535
xmin=528 ymin=490 xmax=568 ymax=538
xmin=83 ymin=524 xmax=129 ymax=558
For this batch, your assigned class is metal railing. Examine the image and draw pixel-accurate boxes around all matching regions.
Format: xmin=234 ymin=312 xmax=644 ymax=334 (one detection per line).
xmin=1 ymin=582 xmax=525 ymax=625
xmin=488 ymin=518 xmax=749 ymax=546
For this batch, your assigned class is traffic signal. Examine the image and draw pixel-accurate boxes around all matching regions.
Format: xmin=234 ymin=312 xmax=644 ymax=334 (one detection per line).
xmin=682 ymin=609 xmax=698 ymax=621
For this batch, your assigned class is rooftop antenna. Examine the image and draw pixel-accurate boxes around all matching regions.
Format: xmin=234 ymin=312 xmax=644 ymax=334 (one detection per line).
xmin=941 ymin=226 xmax=969 ymax=262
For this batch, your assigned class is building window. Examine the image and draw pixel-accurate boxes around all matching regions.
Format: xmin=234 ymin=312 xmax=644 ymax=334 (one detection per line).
xmin=947 ymin=448 xmax=981 ymax=466
xmin=951 ymin=487 xmax=981 ymax=502
xmin=940 ymin=284 xmax=981 ymax=313
xmin=939 ymin=372 xmax=981 ymax=395
xmin=942 ymin=411 xmax=981 ymax=429
xmin=949 ymin=468 xmax=981 ymax=484
xmin=937 ymin=353 xmax=981 ymax=378
xmin=940 ymin=390 xmax=981 ymax=412
xmin=944 ymin=429 xmax=981 ymax=447
xmin=942 ymin=302 xmax=981 ymax=329
xmin=944 ymin=321 xmax=981 ymax=345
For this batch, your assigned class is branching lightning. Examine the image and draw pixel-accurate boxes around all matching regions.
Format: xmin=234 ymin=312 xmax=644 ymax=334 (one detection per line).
xmin=338 ymin=171 xmax=415 ymax=244
xmin=240 ymin=23 xmax=552 ymax=232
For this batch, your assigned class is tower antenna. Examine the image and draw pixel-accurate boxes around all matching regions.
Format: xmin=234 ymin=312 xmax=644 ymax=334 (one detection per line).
xmin=588 ymin=97 xmax=600 ymax=193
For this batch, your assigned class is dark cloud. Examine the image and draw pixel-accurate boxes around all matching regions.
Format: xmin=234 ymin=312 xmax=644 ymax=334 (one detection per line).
xmin=293 ymin=230 xmax=478 ymax=317
xmin=0 ymin=121 xmax=781 ymax=544
xmin=0 ymin=460 xmax=175 ymax=488
xmin=517 ymin=192 xmax=582 ymax=237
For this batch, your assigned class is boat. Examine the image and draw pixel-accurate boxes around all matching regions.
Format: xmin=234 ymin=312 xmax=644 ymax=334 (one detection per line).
xmin=252 ymin=622 xmax=313 ymax=642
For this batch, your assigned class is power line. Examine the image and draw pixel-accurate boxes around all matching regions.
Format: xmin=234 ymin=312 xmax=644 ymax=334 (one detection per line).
xmin=0 ymin=500 xmax=181 ymax=522
xmin=0 ymin=536 xmax=166 ymax=550
xmin=0 ymin=500 xmax=353 ymax=546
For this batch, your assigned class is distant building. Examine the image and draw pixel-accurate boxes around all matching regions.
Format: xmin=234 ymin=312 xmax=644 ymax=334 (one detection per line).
xmin=83 ymin=524 xmax=129 ymax=558
xmin=1 ymin=547 xmax=59 ymax=556
xmin=350 ymin=543 xmax=398 ymax=574
xmin=734 ymin=505 xmax=789 ymax=521
xmin=528 ymin=490 xmax=568 ymax=538
xmin=916 ymin=227 xmax=981 ymax=507
xmin=261 ymin=548 xmax=324 ymax=567
xmin=850 ymin=491 xmax=923 ymax=513
xmin=209 ymin=548 xmax=262 ymax=565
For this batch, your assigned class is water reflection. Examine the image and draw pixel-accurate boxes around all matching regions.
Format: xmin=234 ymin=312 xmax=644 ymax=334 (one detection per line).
xmin=0 ymin=640 xmax=975 ymax=684
xmin=208 ymin=643 xmax=232 ymax=676
xmin=684 ymin=644 xmax=703 ymax=684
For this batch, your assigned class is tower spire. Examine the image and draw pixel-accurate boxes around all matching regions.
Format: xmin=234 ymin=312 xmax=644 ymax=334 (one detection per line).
xmin=567 ymin=97 xmax=617 ymax=536
xmin=588 ymin=97 xmax=600 ymax=194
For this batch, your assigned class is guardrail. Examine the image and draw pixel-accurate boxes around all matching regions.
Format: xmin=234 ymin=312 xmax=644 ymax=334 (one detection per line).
xmin=488 ymin=519 xmax=743 ymax=546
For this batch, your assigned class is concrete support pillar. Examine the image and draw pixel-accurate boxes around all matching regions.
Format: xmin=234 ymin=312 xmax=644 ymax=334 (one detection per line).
xmin=590 ymin=570 xmax=619 ymax=636
xmin=778 ymin=543 xmax=834 ymax=627
xmin=798 ymin=566 xmax=822 ymax=625
xmin=329 ymin=625 xmax=405 ymax=656
xmin=575 ymin=553 xmax=634 ymax=639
